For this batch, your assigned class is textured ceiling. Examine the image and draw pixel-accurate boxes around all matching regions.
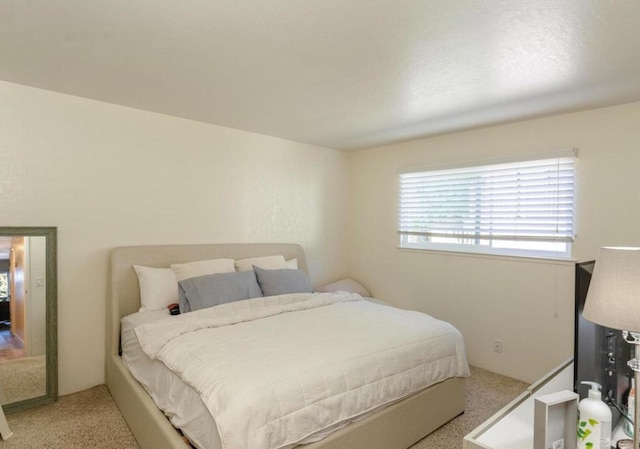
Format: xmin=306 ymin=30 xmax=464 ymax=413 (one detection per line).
xmin=1 ymin=1 xmax=640 ymax=150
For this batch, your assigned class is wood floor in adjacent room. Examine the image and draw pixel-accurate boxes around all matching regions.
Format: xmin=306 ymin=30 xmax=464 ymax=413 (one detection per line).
xmin=2 ymin=366 xmax=528 ymax=449
xmin=0 ymin=326 xmax=25 ymax=362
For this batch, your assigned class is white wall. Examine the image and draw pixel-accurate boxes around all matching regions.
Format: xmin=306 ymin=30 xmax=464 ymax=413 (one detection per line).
xmin=0 ymin=81 xmax=350 ymax=395
xmin=347 ymin=102 xmax=640 ymax=383
xmin=3 ymin=79 xmax=638 ymax=392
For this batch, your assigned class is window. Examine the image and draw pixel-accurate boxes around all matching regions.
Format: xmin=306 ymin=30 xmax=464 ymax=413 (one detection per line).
xmin=0 ymin=273 xmax=8 ymax=298
xmin=398 ymin=154 xmax=576 ymax=259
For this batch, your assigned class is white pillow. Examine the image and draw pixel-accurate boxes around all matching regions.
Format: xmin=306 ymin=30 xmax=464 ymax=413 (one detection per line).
xmin=170 ymin=258 xmax=236 ymax=282
xmin=134 ymin=265 xmax=179 ymax=312
xmin=285 ymin=258 xmax=298 ymax=269
xmin=317 ymin=278 xmax=370 ymax=297
xmin=235 ymin=255 xmax=286 ymax=272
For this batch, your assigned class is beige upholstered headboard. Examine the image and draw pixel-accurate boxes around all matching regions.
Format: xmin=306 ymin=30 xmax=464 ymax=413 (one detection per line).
xmin=107 ymin=243 xmax=307 ymax=358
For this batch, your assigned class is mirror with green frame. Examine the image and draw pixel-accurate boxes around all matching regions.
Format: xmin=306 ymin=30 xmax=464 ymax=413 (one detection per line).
xmin=0 ymin=227 xmax=57 ymax=413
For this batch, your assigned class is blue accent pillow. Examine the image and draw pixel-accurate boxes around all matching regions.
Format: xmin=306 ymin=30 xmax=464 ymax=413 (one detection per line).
xmin=253 ymin=266 xmax=313 ymax=297
xmin=178 ymin=270 xmax=262 ymax=313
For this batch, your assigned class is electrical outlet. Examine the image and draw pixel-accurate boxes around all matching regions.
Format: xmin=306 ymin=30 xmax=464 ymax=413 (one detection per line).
xmin=493 ymin=339 xmax=503 ymax=354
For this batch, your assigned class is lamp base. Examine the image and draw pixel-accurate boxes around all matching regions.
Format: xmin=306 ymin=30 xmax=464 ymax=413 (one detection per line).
xmin=622 ymin=331 xmax=640 ymax=449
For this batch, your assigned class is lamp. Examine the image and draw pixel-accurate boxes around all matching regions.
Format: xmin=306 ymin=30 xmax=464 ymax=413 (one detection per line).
xmin=583 ymin=247 xmax=640 ymax=449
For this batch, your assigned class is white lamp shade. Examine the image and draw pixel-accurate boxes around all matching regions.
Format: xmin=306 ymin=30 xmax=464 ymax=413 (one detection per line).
xmin=583 ymin=247 xmax=640 ymax=332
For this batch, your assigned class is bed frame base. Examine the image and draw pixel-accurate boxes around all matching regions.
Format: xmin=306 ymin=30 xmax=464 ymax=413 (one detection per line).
xmin=107 ymin=356 xmax=187 ymax=448
xmin=106 ymin=244 xmax=466 ymax=449
xmin=303 ymin=376 xmax=464 ymax=449
xmin=108 ymin=354 xmax=464 ymax=449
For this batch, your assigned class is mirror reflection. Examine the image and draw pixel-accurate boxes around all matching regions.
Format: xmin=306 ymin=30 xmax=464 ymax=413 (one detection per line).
xmin=0 ymin=228 xmax=56 ymax=412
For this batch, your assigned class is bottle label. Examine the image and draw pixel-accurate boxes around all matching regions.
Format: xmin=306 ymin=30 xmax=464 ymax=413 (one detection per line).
xmin=577 ymin=414 xmax=601 ymax=449
xmin=600 ymin=423 xmax=610 ymax=449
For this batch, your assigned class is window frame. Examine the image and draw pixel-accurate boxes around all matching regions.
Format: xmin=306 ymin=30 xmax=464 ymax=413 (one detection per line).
xmin=397 ymin=150 xmax=577 ymax=260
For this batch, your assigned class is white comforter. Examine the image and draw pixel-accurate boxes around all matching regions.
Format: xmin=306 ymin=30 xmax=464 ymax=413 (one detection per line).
xmin=135 ymin=292 xmax=469 ymax=449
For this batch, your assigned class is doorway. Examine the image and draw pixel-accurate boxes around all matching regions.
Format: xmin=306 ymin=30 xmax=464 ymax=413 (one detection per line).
xmin=0 ymin=240 xmax=26 ymax=362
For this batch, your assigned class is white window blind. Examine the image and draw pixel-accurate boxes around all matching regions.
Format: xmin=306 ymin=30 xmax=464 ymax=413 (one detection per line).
xmin=398 ymin=156 xmax=576 ymax=257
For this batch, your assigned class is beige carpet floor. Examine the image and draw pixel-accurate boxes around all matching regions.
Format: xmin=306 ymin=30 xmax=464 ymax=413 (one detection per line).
xmin=4 ymin=384 xmax=138 ymax=449
xmin=0 ymin=355 xmax=46 ymax=404
xmin=3 ymin=366 xmax=527 ymax=449
xmin=411 ymin=366 xmax=528 ymax=448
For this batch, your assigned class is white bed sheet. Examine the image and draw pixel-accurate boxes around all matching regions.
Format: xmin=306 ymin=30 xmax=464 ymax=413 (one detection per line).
xmin=121 ymin=309 xmax=222 ymax=449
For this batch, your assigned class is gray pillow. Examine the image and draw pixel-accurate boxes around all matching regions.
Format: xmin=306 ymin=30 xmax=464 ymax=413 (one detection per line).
xmin=178 ymin=270 xmax=262 ymax=313
xmin=253 ymin=266 xmax=314 ymax=297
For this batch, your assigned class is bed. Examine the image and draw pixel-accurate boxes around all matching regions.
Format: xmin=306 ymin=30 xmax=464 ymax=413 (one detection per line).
xmin=106 ymin=243 xmax=468 ymax=449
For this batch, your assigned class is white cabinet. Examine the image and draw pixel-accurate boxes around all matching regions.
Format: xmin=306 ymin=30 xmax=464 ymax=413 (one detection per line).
xmin=464 ymin=359 xmax=574 ymax=449
xmin=464 ymin=358 xmax=629 ymax=449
